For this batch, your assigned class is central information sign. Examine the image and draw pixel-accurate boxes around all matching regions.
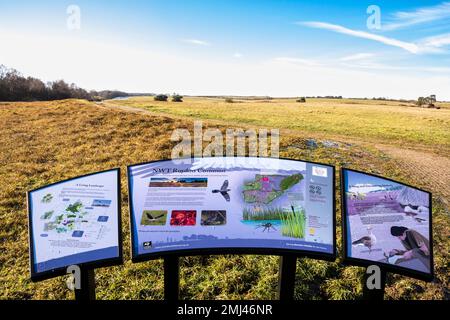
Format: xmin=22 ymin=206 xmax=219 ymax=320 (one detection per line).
xmin=128 ymin=157 xmax=335 ymax=260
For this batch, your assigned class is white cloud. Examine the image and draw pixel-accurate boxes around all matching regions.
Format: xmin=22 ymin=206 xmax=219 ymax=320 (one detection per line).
xmin=1 ymin=29 xmax=450 ymax=100
xmin=341 ymin=60 xmax=450 ymax=74
xmin=299 ymin=21 xmax=419 ymax=53
xmin=420 ymin=33 xmax=450 ymax=48
xmin=181 ymin=38 xmax=210 ymax=46
xmin=233 ymin=52 xmax=243 ymax=58
xmin=340 ymin=53 xmax=375 ymax=62
xmin=300 ymin=21 xmax=449 ymax=54
xmin=383 ymin=2 xmax=450 ymax=31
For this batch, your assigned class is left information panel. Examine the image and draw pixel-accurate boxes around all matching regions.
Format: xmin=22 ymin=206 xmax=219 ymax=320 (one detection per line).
xmin=28 ymin=169 xmax=122 ymax=280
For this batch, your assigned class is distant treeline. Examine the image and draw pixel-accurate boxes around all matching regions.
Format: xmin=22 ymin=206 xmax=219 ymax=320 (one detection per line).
xmin=0 ymin=65 xmax=151 ymax=102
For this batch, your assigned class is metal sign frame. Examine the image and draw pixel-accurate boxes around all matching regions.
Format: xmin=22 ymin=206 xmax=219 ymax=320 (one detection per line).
xmin=28 ymin=168 xmax=123 ymax=282
xmin=340 ymin=168 xmax=434 ymax=282
xmin=128 ymin=156 xmax=337 ymax=263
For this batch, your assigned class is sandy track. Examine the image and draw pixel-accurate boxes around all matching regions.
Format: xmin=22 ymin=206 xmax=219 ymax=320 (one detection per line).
xmin=376 ymin=145 xmax=449 ymax=206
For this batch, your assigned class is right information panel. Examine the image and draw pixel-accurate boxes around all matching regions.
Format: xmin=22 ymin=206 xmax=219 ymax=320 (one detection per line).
xmin=342 ymin=169 xmax=433 ymax=279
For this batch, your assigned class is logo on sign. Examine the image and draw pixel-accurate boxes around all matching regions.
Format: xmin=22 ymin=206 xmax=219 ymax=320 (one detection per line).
xmin=143 ymin=241 xmax=152 ymax=250
xmin=312 ymin=166 xmax=327 ymax=177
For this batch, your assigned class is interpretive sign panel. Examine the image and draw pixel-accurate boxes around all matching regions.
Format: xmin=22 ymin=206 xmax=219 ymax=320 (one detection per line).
xmin=28 ymin=169 xmax=122 ymax=281
xmin=128 ymin=157 xmax=336 ymax=261
xmin=341 ymin=169 xmax=433 ymax=281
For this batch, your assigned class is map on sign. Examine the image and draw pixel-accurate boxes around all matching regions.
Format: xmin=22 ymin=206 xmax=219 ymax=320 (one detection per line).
xmin=28 ymin=170 xmax=121 ymax=278
xmin=40 ymin=198 xmax=112 ymax=239
xmin=128 ymin=157 xmax=335 ymax=258
xmin=242 ymin=174 xmax=303 ymax=204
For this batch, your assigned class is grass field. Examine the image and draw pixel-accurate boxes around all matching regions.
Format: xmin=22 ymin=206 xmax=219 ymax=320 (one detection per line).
xmin=0 ymin=98 xmax=448 ymax=300
xmin=104 ymin=97 xmax=450 ymax=154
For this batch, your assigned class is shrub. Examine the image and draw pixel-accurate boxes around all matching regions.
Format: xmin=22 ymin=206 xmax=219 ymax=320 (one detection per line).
xmin=154 ymin=94 xmax=168 ymax=102
xmin=172 ymin=94 xmax=183 ymax=102
xmin=296 ymin=97 xmax=306 ymax=103
xmin=225 ymin=98 xmax=234 ymax=103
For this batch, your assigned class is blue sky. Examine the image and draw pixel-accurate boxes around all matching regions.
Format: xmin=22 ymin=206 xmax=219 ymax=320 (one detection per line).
xmin=1 ymin=1 xmax=450 ymax=99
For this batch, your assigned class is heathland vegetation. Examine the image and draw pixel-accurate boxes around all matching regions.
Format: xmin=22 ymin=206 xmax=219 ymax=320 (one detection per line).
xmin=105 ymin=96 xmax=450 ymax=154
xmin=0 ymin=98 xmax=448 ymax=300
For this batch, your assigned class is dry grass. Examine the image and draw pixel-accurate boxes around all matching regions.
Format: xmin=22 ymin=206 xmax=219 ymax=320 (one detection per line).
xmin=0 ymin=99 xmax=448 ymax=300
xmin=105 ymin=97 xmax=450 ymax=155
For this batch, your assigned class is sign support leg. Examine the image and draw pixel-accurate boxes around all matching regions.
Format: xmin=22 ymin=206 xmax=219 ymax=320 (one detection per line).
xmin=164 ymin=255 xmax=180 ymax=301
xmin=74 ymin=267 xmax=96 ymax=301
xmin=362 ymin=267 xmax=387 ymax=301
xmin=278 ymin=255 xmax=297 ymax=300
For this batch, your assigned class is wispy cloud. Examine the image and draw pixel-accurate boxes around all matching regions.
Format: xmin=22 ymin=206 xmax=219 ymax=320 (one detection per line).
xmin=383 ymin=2 xmax=450 ymax=31
xmin=181 ymin=38 xmax=210 ymax=46
xmin=419 ymin=33 xmax=450 ymax=48
xmin=342 ymin=60 xmax=450 ymax=74
xmin=339 ymin=53 xmax=376 ymax=62
xmin=299 ymin=22 xmax=449 ymax=54
xmin=299 ymin=21 xmax=419 ymax=53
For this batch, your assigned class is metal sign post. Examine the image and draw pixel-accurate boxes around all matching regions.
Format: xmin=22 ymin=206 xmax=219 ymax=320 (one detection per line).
xmin=164 ymin=255 xmax=180 ymax=301
xmin=74 ymin=266 xmax=96 ymax=301
xmin=277 ymin=255 xmax=297 ymax=300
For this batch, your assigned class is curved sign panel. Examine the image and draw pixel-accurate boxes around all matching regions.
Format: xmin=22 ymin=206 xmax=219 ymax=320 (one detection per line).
xmin=28 ymin=169 xmax=122 ymax=281
xmin=341 ymin=169 xmax=433 ymax=281
xmin=128 ymin=157 xmax=336 ymax=260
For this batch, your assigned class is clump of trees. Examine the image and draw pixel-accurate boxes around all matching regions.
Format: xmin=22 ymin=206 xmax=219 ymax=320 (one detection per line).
xmin=296 ymin=97 xmax=306 ymax=103
xmin=312 ymin=95 xmax=342 ymax=99
xmin=0 ymin=65 xmax=89 ymax=101
xmin=0 ymin=65 xmax=131 ymax=102
xmin=417 ymin=95 xmax=439 ymax=109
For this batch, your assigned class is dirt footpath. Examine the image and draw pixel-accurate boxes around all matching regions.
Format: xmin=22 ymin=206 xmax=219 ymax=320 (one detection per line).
xmin=376 ymin=145 xmax=449 ymax=206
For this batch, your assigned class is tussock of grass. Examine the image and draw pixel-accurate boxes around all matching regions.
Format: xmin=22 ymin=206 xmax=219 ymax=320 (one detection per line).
xmin=280 ymin=207 xmax=306 ymax=239
xmin=242 ymin=207 xmax=283 ymax=220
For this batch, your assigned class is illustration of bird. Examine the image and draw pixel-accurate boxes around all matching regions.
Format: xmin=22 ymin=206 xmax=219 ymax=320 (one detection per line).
xmin=404 ymin=205 xmax=419 ymax=217
xmin=352 ymin=226 xmax=377 ymax=253
xmin=212 ymin=180 xmax=231 ymax=202
xmin=146 ymin=212 xmax=165 ymax=221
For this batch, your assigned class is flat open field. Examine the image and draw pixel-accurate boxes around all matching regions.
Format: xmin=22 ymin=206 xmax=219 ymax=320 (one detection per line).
xmin=104 ymin=97 xmax=450 ymax=154
xmin=0 ymin=99 xmax=448 ymax=300
xmin=104 ymin=97 xmax=450 ymax=203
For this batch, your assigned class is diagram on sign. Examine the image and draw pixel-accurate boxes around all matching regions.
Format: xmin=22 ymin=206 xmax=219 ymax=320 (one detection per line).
xmin=129 ymin=158 xmax=335 ymax=256
xmin=241 ymin=173 xmax=306 ymax=239
xmin=39 ymin=196 xmax=112 ymax=239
